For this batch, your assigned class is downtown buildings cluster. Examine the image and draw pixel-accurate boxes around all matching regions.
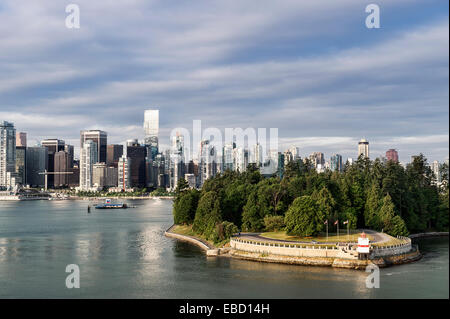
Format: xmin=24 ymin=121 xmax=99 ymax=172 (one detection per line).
xmin=0 ymin=111 xmax=448 ymax=194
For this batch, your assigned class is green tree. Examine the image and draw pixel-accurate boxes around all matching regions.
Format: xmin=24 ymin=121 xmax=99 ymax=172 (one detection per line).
xmin=263 ymin=215 xmax=285 ymax=232
xmin=284 ymin=196 xmax=324 ymax=236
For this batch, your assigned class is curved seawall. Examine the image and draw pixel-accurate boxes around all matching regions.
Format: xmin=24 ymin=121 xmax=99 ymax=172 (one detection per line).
xmin=164 ymin=225 xmax=220 ymax=256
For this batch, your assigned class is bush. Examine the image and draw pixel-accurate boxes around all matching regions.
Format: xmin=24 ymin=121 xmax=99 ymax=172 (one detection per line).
xmin=264 ymin=215 xmax=285 ymax=232
xmin=214 ymin=221 xmax=239 ymax=243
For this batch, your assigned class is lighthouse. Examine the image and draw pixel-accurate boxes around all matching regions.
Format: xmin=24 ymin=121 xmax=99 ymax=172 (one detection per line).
xmin=357 ymin=232 xmax=370 ymax=260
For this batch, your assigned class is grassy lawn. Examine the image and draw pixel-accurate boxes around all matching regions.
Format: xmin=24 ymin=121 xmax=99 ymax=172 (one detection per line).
xmin=259 ymin=230 xmax=373 ymax=243
xmin=171 ymin=224 xmax=230 ymax=248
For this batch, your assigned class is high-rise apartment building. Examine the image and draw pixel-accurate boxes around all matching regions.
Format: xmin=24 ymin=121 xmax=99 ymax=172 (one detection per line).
xmin=386 ymin=149 xmax=399 ymax=163
xmin=79 ymin=140 xmax=98 ymax=190
xmin=431 ymin=160 xmax=441 ymax=183
xmin=358 ymin=139 xmax=369 ymax=159
xmin=118 ymin=155 xmax=131 ymax=190
xmin=0 ymin=121 xmax=16 ymax=187
xmin=15 ymin=146 xmax=26 ymax=185
xmin=80 ymin=130 xmax=107 ymax=163
xmin=309 ymin=152 xmax=325 ymax=168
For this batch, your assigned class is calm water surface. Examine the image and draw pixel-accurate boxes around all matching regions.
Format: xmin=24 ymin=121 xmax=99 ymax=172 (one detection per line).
xmin=0 ymin=199 xmax=448 ymax=298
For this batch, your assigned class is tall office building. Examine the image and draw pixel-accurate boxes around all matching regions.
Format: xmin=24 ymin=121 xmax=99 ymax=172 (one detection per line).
xmin=80 ymin=130 xmax=107 ymax=163
xmin=358 ymin=139 xmax=370 ymax=159
xmin=170 ymin=133 xmax=185 ymax=189
xmin=107 ymin=144 xmax=123 ymax=168
xmin=233 ymin=147 xmax=248 ymax=173
xmin=330 ymin=154 xmax=343 ymax=172
xmin=54 ymin=151 xmax=71 ymax=187
xmin=26 ymin=146 xmax=48 ymax=187
xmin=92 ymin=163 xmax=118 ymax=188
xmin=144 ymin=109 xmax=159 ymax=159
xmin=79 ymin=140 xmax=98 ymax=190
xmin=127 ymin=141 xmax=147 ymax=188
xmin=16 ymin=132 xmax=27 ymax=147
xmin=386 ymin=149 xmax=399 ymax=163
xmin=41 ymin=139 xmax=65 ymax=188
xmin=118 ymin=155 xmax=131 ymax=190
xmin=0 ymin=121 xmax=16 ymax=187
xmin=64 ymin=144 xmax=74 ymax=168
xmin=199 ymin=140 xmax=218 ymax=186
xmin=15 ymin=146 xmax=26 ymax=185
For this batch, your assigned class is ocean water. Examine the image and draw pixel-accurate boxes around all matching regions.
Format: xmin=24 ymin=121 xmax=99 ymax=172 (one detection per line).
xmin=0 ymin=199 xmax=448 ymax=299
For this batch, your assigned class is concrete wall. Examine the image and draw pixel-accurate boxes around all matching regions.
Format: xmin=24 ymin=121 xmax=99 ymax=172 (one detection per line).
xmin=230 ymin=238 xmax=342 ymax=258
xmin=231 ymin=236 xmax=413 ymax=259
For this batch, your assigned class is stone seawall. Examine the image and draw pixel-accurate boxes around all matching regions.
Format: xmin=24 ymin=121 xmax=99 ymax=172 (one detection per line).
xmin=230 ymin=237 xmax=422 ymax=269
xmin=164 ymin=225 xmax=220 ymax=256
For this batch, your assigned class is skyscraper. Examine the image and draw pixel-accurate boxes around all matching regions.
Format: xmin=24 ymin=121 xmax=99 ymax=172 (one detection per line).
xmin=358 ymin=139 xmax=370 ymax=159
xmin=107 ymin=144 xmax=123 ymax=168
xmin=144 ymin=109 xmax=159 ymax=159
xmin=41 ymin=139 xmax=65 ymax=188
xmin=330 ymin=154 xmax=343 ymax=172
xmin=386 ymin=149 xmax=399 ymax=163
xmin=0 ymin=121 xmax=16 ymax=187
xmin=80 ymin=130 xmax=107 ymax=163
xmin=15 ymin=146 xmax=26 ymax=185
xmin=26 ymin=146 xmax=47 ymax=187
xmin=118 ymin=155 xmax=131 ymax=190
xmin=16 ymin=132 xmax=27 ymax=147
xmin=127 ymin=141 xmax=147 ymax=188
xmin=79 ymin=140 xmax=98 ymax=190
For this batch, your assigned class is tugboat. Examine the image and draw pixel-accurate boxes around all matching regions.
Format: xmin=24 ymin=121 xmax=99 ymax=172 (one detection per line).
xmin=95 ymin=199 xmax=128 ymax=209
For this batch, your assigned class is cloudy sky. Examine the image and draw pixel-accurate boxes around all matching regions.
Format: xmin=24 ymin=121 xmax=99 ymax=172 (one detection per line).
xmin=0 ymin=0 xmax=448 ymax=163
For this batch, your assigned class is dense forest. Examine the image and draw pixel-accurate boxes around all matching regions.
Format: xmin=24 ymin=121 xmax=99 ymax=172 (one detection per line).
xmin=173 ymin=154 xmax=449 ymax=244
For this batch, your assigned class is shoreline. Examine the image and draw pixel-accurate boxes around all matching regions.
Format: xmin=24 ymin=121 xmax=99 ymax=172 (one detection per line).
xmin=409 ymin=232 xmax=449 ymax=239
xmin=165 ymin=224 xmax=424 ymax=269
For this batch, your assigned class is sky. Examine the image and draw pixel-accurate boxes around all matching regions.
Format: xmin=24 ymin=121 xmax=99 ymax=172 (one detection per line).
xmin=0 ymin=0 xmax=448 ymax=164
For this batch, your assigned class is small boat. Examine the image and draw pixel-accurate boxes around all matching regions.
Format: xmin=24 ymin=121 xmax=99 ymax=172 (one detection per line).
xmin=94 ymin=199 xmax=128 ymax=209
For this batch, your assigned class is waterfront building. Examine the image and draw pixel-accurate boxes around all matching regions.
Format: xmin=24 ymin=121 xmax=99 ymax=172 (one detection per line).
xmin=386 ymin=149 xmax=399 ymax=163
xmin=26 ymin=146 xmax=48 ymax=187
xmin=118 ymin=155 xmax=131 ymax=190
xmin=0 ymin=121 xmax=16 ymax=187
xmin=144 ymin=109 xmax=159 ymax=160
xmin=127 ymin=141 xmax=147 ymax=188
xmin=80 ymin=130 xmax=107 ymax=163
xmin=358 ymin=139 xmax=369 ymax=159
xmin=16 ymin=132 xmax=27 ymax=147
xmin=79 ymin=140 xmax=98 ymax=190
xmin=330 ymin=154 xmax=343 ymax=172
xmin=15 ymin=146 xmax=26 ymax=185
xmin=107 ymin=144 xmax=123 ymax=168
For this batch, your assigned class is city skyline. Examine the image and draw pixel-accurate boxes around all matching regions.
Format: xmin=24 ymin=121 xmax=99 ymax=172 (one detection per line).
xmin=0 ymin=1 xmax=448 ymax=164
